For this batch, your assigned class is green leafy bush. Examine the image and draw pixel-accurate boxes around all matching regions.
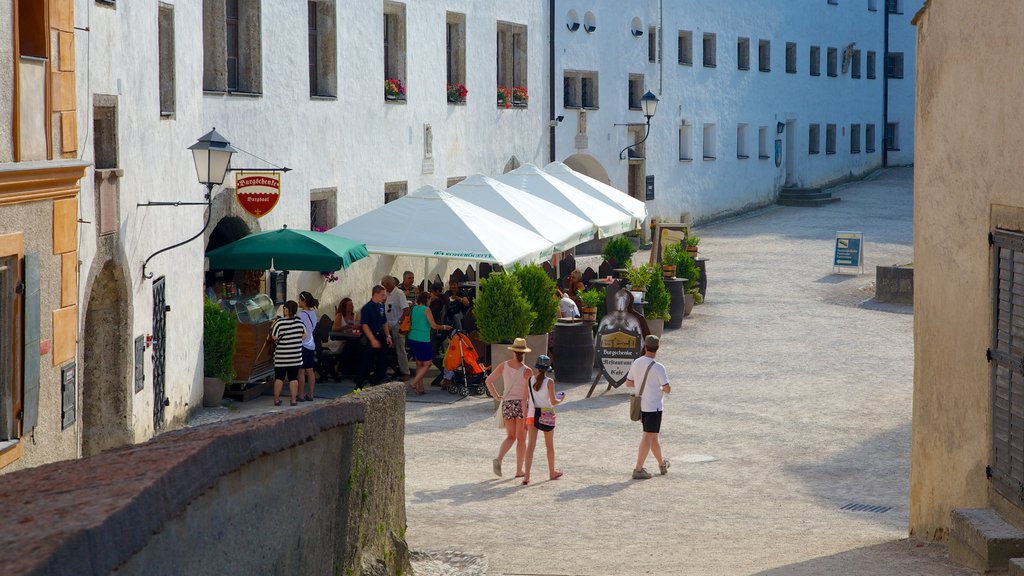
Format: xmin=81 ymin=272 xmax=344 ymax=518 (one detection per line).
xmin=578 ymin=288 xmax=605 ymax=309
xmin=686 ymin=234 xmax=701 ymax=248
xmin=602 ymin=236 xmax=635 ymax=267
xmin=623 ymin=263 xmax=655 ymax=292
xmin=204 ymin=300 xmax=237 ymax=382
xmin=676 ymin=253 xmax=701 ymax=288
xmin=474 ymin=272 xmax=535 ymax=344
xmin=512 ymin=263 xmax=559 ymax=335
xmin=644 ymin=272 xmax=671 ymax=320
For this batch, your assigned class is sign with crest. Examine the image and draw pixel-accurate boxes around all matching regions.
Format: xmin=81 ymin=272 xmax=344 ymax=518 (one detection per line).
xmin=587 ymin=286 xmax=647 ymax=397
xmin=235 ymin=172 xmax=281 ymax=218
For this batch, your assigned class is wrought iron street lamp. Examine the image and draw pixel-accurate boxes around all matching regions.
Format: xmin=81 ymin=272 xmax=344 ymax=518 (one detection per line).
xmin=619 ymin=91 xmax=660 ymax=160
xmin=142 ymin=129 xmax=237 ymax=278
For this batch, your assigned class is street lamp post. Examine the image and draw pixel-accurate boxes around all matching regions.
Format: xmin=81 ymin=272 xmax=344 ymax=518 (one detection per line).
xmin=142 ymin=129 xmax=237 ymax=279
xmin=619 ymin=91 xmax=660 ymax=160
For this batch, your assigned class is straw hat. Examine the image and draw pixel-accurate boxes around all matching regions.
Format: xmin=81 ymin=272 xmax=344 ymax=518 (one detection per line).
xmin=507 ymin=338 xmax=531 ymax=353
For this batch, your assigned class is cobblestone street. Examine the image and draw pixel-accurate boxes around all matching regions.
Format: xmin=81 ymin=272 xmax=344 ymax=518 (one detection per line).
xmin=403 ymin=169 xmax=972 ymax=575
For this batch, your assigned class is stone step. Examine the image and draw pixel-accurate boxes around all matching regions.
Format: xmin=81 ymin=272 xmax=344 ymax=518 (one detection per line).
xmin=779 ymin=190 xmax=834 ymax=200
xmin=777 ymin=197 xmax=841 ymax=207
xmin=779 ymin=187 xmax=824 ymax=195
xmin=950 ymin=508 xmax=1024 ymax=573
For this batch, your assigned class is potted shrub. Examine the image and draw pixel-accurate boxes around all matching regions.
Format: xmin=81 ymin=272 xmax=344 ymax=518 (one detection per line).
xmin=623 ymin=263 xmax=655 ymax=294
xmin=578 ymin=288 xmax=605 ymax=323
xmin=686 ymin=234 xmax=701 ymax=257
xmin=474 ymin=272 xmax=536 ymax=369
xmin=643 ymin=272 xmax=671 ymax=336
xmin=602 ymin=236 xmax=636 ymax=269
xmin=384 ymin=78 xmax=405 ymax=100
xmin=497 ymin=86 xmax=513 ymax=109
xmin=512 ymin=263 xmax=558 ymax=362
xmin=203 ymin=300 xmax=237 ymax=407
xmin=447 ymin=82 xmax=468 ymax=104
xmin=675 ymin=253 xmax=701 ymax=316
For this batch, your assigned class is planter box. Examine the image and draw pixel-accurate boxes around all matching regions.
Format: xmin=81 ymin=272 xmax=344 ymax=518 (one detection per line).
xmin=875 ymin=265 xmax=913 ymax=304
xmin=646 ymin=318 xmax=664 ymax=337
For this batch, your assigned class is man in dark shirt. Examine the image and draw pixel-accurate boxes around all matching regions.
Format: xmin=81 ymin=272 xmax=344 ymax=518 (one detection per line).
xmin=357 ymin=285 xmax=392 ymax=388
xmin=445 ymin=279 xmax=471 ymax=330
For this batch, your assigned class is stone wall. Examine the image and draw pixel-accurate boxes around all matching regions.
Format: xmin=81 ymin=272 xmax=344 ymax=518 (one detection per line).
xmin=0 ymin=383 xmax=410 ymax=576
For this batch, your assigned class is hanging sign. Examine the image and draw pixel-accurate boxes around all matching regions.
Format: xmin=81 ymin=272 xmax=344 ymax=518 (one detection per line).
xmin=833 ymin=231 xmax=864 ymax=274
xmin=235 ymin=171 xmax=281 ymax=218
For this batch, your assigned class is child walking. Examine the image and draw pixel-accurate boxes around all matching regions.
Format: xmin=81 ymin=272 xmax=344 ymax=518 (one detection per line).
xmin=522 ymin=355 xmax=565 ymax=485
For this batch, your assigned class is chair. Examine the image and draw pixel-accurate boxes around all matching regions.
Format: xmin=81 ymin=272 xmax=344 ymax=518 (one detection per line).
xmin=313 ymin=314 xmax=343 ymax=382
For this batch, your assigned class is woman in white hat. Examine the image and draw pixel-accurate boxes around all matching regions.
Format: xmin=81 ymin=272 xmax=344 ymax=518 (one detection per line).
xmin=485 ymin=338 xmax=532 ymax=478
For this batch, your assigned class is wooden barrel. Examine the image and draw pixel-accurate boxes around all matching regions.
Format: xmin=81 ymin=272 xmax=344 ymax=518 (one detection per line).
xmin=664 ymin=278 xmax=686 ymax=329
xmin=552 ymin=321 xmax=596 ymax=383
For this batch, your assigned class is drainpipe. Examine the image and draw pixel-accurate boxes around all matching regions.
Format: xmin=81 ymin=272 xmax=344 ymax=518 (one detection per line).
xmin=658 ymin=0 xmax=664 ymax=95
xmin=548 ymin=0 xmax=556 ymax=163
xmin=882 ymin=5 xmax=890 ymax=167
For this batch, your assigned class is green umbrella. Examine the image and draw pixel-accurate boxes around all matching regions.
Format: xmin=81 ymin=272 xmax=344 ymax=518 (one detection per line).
xmin=205 ymin=228 xmax=369 ymax=272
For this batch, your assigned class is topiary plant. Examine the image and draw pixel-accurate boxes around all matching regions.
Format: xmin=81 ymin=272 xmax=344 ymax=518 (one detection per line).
xmin=602 ymin=236 xmax=636 ymax=268
xmin=474 ymin=272 xmax=536 ymax=344
xmin=512 ymin=263 xmax=559 ymax=335
xmin=644 ymin=271 xmax=671 ymax=320
xmin=676 ymin=253 xmax=701 ymax=288
xmin=204 ymin=300 xmax=237 ymax=383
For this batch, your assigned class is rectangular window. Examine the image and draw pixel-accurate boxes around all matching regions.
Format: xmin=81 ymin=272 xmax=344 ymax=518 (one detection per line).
xmin=384 ymin=181 xmax=408 ymax=204
xmin=850 ymin=123 xmax=861 ymax=153
xmin=887 ymin=0 xmax=902 ymax=14
xmin=678 ymin=30 xmax=693 ymax=65
xmin=758 ymin=126 xmax=769 ymax=159
xmin=866 ymin=123 xmax=876 ymax=152
xmin=679 ymin=123 xmax=693 ymax=161
xmin=628 ymin=74 xmax=644 ymax=110
xmin=886 ymin=52 xmax=904 ymax=79
xmin=226 ymin=0 xmax=239 ymax=90
xmin=310 ymin=187 xmax=338 ymax=231
xmin=867 ymin=50 xmax=877 ymax=79
xmin=786 ymin=42 xmax=797 ymax=74
xmin=826 ymin=123 xmax=837 ymax=154
xmin=869 ymin=0 xmax=878 ymax=10
xmin=737 ymin=37 xmax=750 ymax=70
xmin=308 ymin=1 xmax=337 ymax=98
xmin=384 ymin=3 xmax=407 ymax=100
xmin=703 ymin=123 xmax=716 ymax=160
xmin=810 ymin=45 xmax=821 ymax=76
xmin=202 ymin=0 xmax=262 ymax=94
xmin=158 ymin=4 xmax=175 ymax=116
xmin=563 ymin=73 xmax=580 ymax=108
xmin=736 ymin=124 xmax=749 ymax=159
xmin=0 ymin=236 xmax=24 ymax=448
xmin=851 ymin=49 xmax=861 ymax=79
xmin=703 ymin=33 xmax=717 ymax=67
xmin=885 ymin=122 xmax=899 ymax=150
xmin=93 ymin=101 xmax=118 ymax=170
xmin=446 ymin=176 xmax=466 ymax=188
xmin=581 ymin=72 xmax=598 ymax=108
xmin=446 ymin=12 xmax=466 ymax=102
xmin=497 ymin=21 xmax=528 ymax=107
xmin=648 ymin=26 xmax=658 ymax=63
xmin=758 ymin=39 xmax=770 ymax=72
xmin=828 ymin=0 xmax=838 ymax=4
xmin=808 ymin=123 xmax=820 ymax=154
xmin=827 ymin=47 xmax=837 ymax=77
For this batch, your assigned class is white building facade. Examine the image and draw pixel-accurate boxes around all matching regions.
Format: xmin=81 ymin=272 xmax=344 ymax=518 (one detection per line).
xmin=74 ymin=0 xmax=550 ymax=445
xmin=553 ymin=0 xmax=921 ymax=224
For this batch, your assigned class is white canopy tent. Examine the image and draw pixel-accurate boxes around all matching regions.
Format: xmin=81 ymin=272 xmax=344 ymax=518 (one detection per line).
xmin=495 ymin=164 xmax=634 ymax=238
xmin=326 ymin=185 xmax=554 ymax=267
xmin=544 ymin=161 xmax=648 ymax=230
xmin=446 ymin=174 xmax=595 ymax=252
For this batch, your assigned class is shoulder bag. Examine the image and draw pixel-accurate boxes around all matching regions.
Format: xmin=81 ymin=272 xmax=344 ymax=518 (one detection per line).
xmin=529 ymin=378 xmax=557 ymax=430
xmin=630 ymin=362 xmax=656 ymax=422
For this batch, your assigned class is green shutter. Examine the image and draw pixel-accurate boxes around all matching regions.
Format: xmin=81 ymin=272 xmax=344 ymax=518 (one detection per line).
xmin=22 ymin=252 xmax=40 ymax=434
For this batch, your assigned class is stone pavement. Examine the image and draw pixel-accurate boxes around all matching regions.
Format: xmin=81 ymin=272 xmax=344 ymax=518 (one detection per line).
xmin=403 ymin=168 xmax=975 ymax=575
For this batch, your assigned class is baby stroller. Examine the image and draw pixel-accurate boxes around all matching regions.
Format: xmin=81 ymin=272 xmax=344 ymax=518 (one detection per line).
xmin=434 ymin=330 xmax=490 ymax=397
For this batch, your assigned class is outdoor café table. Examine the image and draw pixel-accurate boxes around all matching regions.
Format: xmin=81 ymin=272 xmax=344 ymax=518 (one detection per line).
xmin=329 ymin=330 xmax=363 ymax=376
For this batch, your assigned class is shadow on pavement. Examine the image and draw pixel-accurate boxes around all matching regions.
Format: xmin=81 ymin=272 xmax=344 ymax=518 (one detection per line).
xmin=410 ymin=478 xmax=523 ymax=506
xmin=815 ymin=274 xmax=857 ymax=284
xmin=405 ymin=397 xmax=494 ymax=436
xmin=555 ymin=480 xmax=632 ymax=502
xmin=752 ymin=539 xmax=971 ymax=576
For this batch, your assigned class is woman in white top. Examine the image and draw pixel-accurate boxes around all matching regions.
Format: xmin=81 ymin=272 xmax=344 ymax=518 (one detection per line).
xmin=522 ymin=354 xmax=565 ymax=485
xmin=485 ymin=338 xmax=532 ymax=479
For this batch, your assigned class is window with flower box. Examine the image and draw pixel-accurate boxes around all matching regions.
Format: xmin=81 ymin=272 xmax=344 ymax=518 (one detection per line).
xmin=384 ymin=2 xmax=407 ymax=101
xmin=497 ymin=21 xmax=528 ymax=108
xmin=446 ymin=12 xmax=466 ymax=104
